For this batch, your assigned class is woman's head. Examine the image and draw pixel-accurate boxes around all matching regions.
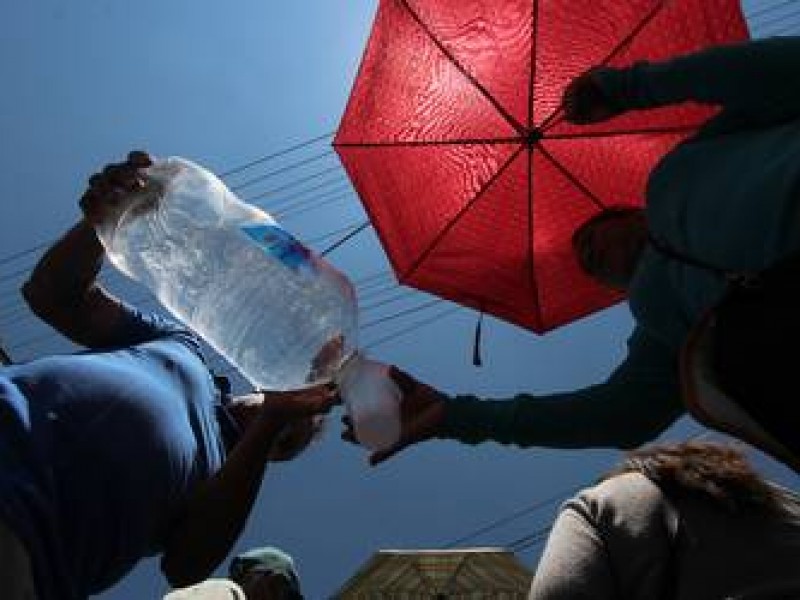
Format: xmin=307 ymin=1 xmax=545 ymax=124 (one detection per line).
xmin=572 ymin=207 xmax=648 ymax=290
xmin=606 ymin=441 xmax=793 ymax=516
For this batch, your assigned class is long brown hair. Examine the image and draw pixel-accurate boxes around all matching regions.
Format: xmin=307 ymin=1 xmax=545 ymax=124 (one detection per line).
xmin=604 ymin=442 xmax=797 ymax=517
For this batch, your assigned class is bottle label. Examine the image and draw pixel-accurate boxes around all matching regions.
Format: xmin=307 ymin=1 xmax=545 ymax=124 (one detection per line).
xmin=240 ymin=224 xmax=315 ymax=273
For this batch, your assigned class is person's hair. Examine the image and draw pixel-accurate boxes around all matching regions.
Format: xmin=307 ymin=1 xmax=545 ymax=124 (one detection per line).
xmin=571 ymin=206 xmax=644 ymax=275
xmin=604 ymin=442 xmax=794 ymax=516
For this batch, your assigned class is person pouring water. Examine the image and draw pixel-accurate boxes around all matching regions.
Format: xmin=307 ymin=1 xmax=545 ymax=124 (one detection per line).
xmin=343 ymin=36 xmax=800 ymax=469
xmin=0 ymin=151 xmax=336 ymax=600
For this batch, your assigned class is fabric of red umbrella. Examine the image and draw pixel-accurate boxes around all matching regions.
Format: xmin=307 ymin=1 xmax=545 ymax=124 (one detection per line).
xmin=334 ymin=0 xmax=748 ymax=333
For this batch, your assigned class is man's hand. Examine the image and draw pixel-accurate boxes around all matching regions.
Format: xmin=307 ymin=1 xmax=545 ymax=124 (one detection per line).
xmin=562 ymin=69 xmax=622 ymax=125
xmin=259 ymin=385 xmax=338 ymax=462
xmin=342 ymin=366 xmax=446 ymax=466
xmin=79 ymin=150 xmax=153 ymax=226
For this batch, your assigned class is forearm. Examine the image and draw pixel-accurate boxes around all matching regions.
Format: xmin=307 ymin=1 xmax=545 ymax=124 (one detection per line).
xmin=22 ymin=220 xmax=129 ymax=347
xmin=161 ymin=417 xmax=281 ymax=588
xmin=598 ymin=37 xmax=800 ymax=116
xmin=23 ymin=220 xmax=103 ymax=309
xmin=441 ymin=382 xmax=683 ymax=450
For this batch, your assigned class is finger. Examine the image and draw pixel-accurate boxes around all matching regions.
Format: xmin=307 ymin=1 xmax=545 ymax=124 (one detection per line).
xmin=104 ymin=163 xmax=142 ymax=190
xmin=303 ymin=393 xmax=337 ymax=415
xmin=369 ymin=442 xmax=404 ymax=466
xmin=341 ymin=429 xmax=358 ymax=444
xmin=388 ymin=365 xmax=418 ymax=396
xmin=128 ymin=150 xmax=152 ymax=168
xmin=88 ymin=173 xmax=106 ymax=188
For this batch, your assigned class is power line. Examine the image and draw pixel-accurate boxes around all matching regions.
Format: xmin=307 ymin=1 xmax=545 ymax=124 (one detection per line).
xmin=277 ymin=191 xmax=355 ymax=221
xmin=0 ymin=131 xmax=339 ymax=269
xmin=306 ymin=220 xmax=369 ymax=246
xmin=364 ymin=305 xmax=462 ymax=350
xmin=267 ymin=181 xmax=353 ymax=215
xmin=750 ymin=4 xmax=800 ymax=32
xmin=760 ymin=16 xmax=800 ymax=35
xmin=361 ymin=299 xmax=445 ymax=330
xmin=0 ymin=242 xmax=49 ymax=268
xmin=748 ymin=0 xmax=798 ymax=20
xmin=218 ymin=131 xmax=335 ymax=179
xmin=443 ymin=486 xmax=581 ymax=548
xmin=361 ymin=289 xmax=423 ymax=312
xmin=241 ymin=165 xmax=343 ymax=203
xmin=321 ymin=221 xmax=372 ymax=256
xmin=229 ymin=150 xmax=335 ymax=192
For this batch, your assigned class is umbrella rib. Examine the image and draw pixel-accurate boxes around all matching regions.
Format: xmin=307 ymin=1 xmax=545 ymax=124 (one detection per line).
xmin=543 ymin=124 xmax=699 ymax=140
xmin=333 ymin=137 xmax=523 ymax=148
xmin=527 ymin=147 xmax=544 ymax=329
xmin=400 ymin=144 xmax=526 ymax=283
xmin=396 ymin=0 xmax=526 ymax=136
xmin=537 ymin=0 xmax=669 ymax=133
xmin=535 ymin=143 xmax=607 ymax=211
xmin=528 ymin=0 xmax=541 ymax=129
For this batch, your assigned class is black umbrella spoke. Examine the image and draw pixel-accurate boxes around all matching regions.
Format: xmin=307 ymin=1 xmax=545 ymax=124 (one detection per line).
xmin=535 ymin=143 xmax=607 ymax=212
xmin=333 ymin=137 xmax=524 ymax=149
xmin=528 ymin=0 xmax=542 ymax=129
xmin=543 ymin=124 xmax=698 ymax=140
xmin=396 ymin=0 xmax=527 ymax=136
xmin=527 ymin=144 xmax=544 ymax=327
xmin=592 ymin=0 xmax=668 ymax=75
xmin=401 ymin=145 xmax=526 ymax=282
xmin=538 ymin=0 xmax=668 ymax=133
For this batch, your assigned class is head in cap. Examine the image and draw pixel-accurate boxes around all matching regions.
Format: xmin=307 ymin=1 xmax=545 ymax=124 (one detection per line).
xmin=228 ymin=547 xmax=303 ymax=600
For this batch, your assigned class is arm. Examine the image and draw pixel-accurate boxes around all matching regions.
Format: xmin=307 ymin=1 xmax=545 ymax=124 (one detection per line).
xmin=22 ymin=152 xmax=152 ymax=349
xmin=530 ymin=475 xmax=674 ymax=600
xmin=160 ymin=387 xmax=335 ymax=588
xmin=21 ymin=219 xmax=129 ymax=349
xmin=349 ymin=328 xmax=684 ymax=465
xmin=440 ymin=327 xmax=684 ymax=450
xmin=595 ymin=37 xmax=800 ymax=119
xmin=529 ymin=501 xmax=616 ymax=600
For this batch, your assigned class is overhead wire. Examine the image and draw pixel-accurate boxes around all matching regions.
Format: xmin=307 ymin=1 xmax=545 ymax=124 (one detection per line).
xmin=218 ymin=131 xmax=335 ymax=179
xmin=5 ymin=3 xmax=800 ymax=357
xmin=749 ymin=4 xmax=800 ymax=33
xmin=277 ymin=191 xmax=355 ymax=221
xmin=0 ymin=0 xmax=796 ymax=273
xmin=229 ymin=150 xmax=335 ymax=192
xmin=363 ymin=305 xmax=462 ymax=350
xmin=747 ymin=0 xmax=798 ymax=20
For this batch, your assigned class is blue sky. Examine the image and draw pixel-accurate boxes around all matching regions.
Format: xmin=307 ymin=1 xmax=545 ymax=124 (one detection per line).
xmin=0 ymin=1 xmax=796 ymax=598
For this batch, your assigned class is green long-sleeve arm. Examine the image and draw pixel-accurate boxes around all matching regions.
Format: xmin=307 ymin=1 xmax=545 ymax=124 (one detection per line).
xmin=439 ymin=328 xmax=684 ymax=450
xmin=597 ymin=36 xmax=800 ymax=126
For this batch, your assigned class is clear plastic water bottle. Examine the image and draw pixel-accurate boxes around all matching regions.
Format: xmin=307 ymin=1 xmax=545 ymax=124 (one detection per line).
xmin=96 ymin=156 xmax=358 ymax=390
xmin=97 ymin=156 xmax=403 ymax=448
xmin=335 ymin=351 xmax=402 ymax=452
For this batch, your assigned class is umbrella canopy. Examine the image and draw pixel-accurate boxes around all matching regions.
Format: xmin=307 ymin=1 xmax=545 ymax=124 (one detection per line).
xmin=335 ymin=0 xmax=748 ymax=333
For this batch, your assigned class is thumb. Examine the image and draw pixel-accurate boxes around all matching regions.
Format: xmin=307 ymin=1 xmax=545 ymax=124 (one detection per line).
xmin=369 ymin=441 xmax=405 ymax=467
xmin=389 ymin=365 xmax=419 ymax=396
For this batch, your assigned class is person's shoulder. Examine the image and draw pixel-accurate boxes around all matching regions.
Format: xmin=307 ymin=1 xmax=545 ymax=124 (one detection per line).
xmin=575 ymin=472 xmax=668 ymax=530
xmin=112 ymin=304 xmax=204 ymax=356
xmin=163 ymin=578 xmax=245 ymax=599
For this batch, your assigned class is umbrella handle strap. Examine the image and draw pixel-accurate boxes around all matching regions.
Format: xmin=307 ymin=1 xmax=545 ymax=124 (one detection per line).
xmin=472 ymin=312 xmax=484 ymax=367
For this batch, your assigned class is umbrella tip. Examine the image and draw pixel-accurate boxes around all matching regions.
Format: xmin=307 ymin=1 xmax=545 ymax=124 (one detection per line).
xmin=525 ymin=128 xmax=544 ymax=148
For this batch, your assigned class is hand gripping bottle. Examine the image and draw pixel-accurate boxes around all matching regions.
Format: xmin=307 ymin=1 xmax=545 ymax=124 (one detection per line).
xmin=96 ymin=156 xmax=401 ymax=450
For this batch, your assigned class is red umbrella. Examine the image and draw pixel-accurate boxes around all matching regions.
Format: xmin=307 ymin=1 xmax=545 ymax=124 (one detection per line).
xmin=334 ymin=0 xmax=748 ymax=333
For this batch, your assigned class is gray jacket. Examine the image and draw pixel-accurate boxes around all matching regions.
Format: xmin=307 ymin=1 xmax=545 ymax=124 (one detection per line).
xmin=529 ymin=472 xmax=800 ymax=600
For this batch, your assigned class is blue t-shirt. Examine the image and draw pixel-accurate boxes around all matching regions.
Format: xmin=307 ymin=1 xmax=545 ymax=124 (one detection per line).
xmin=0 ymin=306 xmax=227 ymax=599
